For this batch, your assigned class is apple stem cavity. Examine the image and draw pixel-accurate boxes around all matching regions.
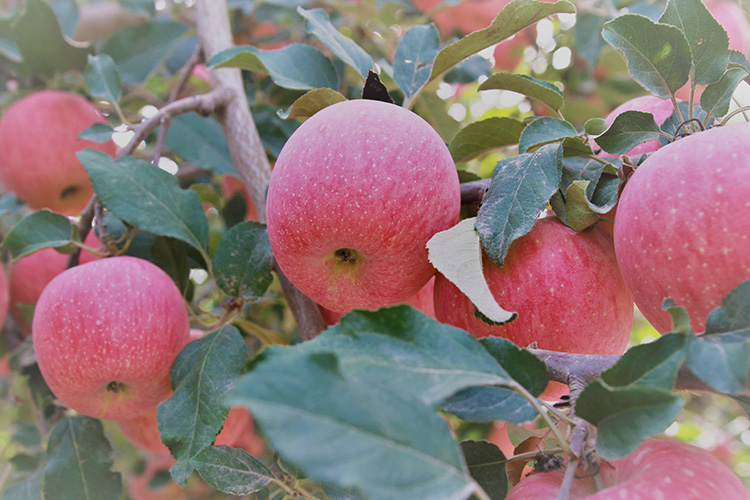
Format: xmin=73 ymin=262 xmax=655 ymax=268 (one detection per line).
xmin=334 ymin=248 xmax=359 ymax=264
xmin=107 ymin=381 xmax=127 ymax=393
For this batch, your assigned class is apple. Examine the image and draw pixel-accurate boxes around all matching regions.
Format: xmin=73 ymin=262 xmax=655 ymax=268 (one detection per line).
xmin=434 ymin=216 xmax=633 ymax=399
xmin=9 ymin=231 xmax=100 ymax=335
xmin=614 ymin=122 xmax=750 ymax=333
xmin=0 ymin=262 xmax=9 ymax=330
xmin=597 ymin=95 xmax=677 ymax=158
xmin=675 ymin=0 xmax=750 ymax=100
xmin=32 ymin=256 xmax=191 ymax=420
xmin=0 ymin=356 xmax=9 ymax=377
xmin=118 ymin=406 xmax=252 ymax=456
xmin=266 ymin=99 xmax=460 ymax=313
xmin=320 ymin=276 xmax=436 ymax=325
xmin=220 ymin=174 xmax=259 ymax=221
xmin=0 ymin=90 xmax=117 ymax=215
xmin=505 ymin=438 xmax=750 ymax=499
xmin=494 ymin=29 xmax=533 ymax=72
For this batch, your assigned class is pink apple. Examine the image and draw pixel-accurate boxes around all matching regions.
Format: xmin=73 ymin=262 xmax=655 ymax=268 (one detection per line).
xmin=0 ymin=90 xmax=117 ymax=215
xmin=266 ymin=99 xmax=460 ymax=313
xmin=493 ymin=29 xmax=532 ymax=72
xmin=434 ymin=216 xmax=633 ymax=399
xmin=32 ymin=256 xmax=190 ymax=420
xmin=597 ymin=95 xmax=676 ymax=158
xmin=320 ymin=276 xmax=436 ymax=325
xmin=9 ymin=231 xmax=100 ymax=335
xmin=505 ymin=438 xmax=750 ymax=499
xmin=220 ymin=174 xmax=259 ymax=221
xmin=118 ymin=406 xmax=252 ymax=455
xmin=614 ymin=122 xmax=750 ymax=333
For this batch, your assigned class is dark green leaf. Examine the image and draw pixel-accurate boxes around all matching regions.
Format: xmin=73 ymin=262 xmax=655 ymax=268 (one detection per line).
xmin=253 ymin=105 xmax=302 ymax=158
xmin=429 ymin=0 xmax=576 ymax=82
xmin=659 ymin=0 xmax=729 ymax=86
xmin=278 ymin=88 xmax=347 ymax=120
xmin=729 ymin=49 xmax=750 ymax=73
xmin=394 ymin=24 xmax=439 ymax=100
xmin=443 ymin=55 xmax=491 ymax=84
xmin=601 ymin=333 xmax=688 ymax=390
xmin=576 ymin=381 xmax=684 ymax=460
xmin=85 ymin=54 xmax=121 ymax=103
xmin=43 ymin=417 xmax=122 ymax=500
xmin=159 ymin=327 xmax=248 ymax=485
xmin=595 ymin=110 xmax=661 ymax=155
xmin=481 ymin=337 xmax=549 ymax=396
xmin=190 ymin=446 xmax=274 ymax=495
xmin=602 ymin=14 xmax=691 ymax=98
xmin=518 ymin=117 xmax=577 ymax=153
xmin=476 ymin=143 xmax=563 ymax=266
xmin=208 ymin=44 xmax=339 ymax=90
xmin=150 ymin=237 xmax=190 ymax=295
xmin=658 ymin=101 xmax=712 ymax=146
xmin=584 ymin=117 xmax=608 ymax=136
xmin=575 ymin=10 xmax=610 ymax=66
xmin=1 ymin=210 xmax=75 ymax=260
xmin=479 ymin=73 xmax=564 ymax=111
xmin=78 ymin=123 xmax=115 ymax=143
xmin=213 ymin=221 xmax=274 ymax=302
xmin=441 ymin=386 xmax=537 ymax=423
xmin=232 ymin=350 xmax=476 ymax=500
xmin=50 ymin=0 xmax=79 ymax=38
xmin=12 ymin=0 xmax=92 ymax=76
xmin=3 ymin=467 xmax=43 ymax=500
xmin=164 ymin=114 xmax=237 ymax=175
xmin=323 ymin=484 xmax=369 ymax=500
xmin=100 ymin=19 xmax=189 ymax=83
xmin=461 ymin=441 xmax=508 ymax=500
xmin=449 ymin=117 xmax=525 ymax=163
xmin=79 ymin=150 xmax=209 ymax=253
xmin=297 ymin=7 xmax=373 ymax=78
xmin=700 ymin=67 xmax=748 ymax=118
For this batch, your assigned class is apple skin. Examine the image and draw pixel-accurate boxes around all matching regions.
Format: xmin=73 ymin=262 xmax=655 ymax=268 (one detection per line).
xmin=32 ymin=256 xmax=191 ymax=420
xmin=320 ymin=276 xmax=436 ymax=325
xmin=597 ymin=95 xmax=676 ymax=158
xmin=505 ymin=438 xmax=750 ymax=500
xmin=266 ymin=99 xmax=460 ymax=313
xmin=9 ymin=231 xmax=99 ymax=335
xmin=0 ymin=90 xmax=117 ymax=215
xmin=434 ymin=217 xmax=633 ymax=398
xmin=614 ymin=122 xmax=750 ymax=334
xmin=118 ymin=406 xmax=252 ymax=455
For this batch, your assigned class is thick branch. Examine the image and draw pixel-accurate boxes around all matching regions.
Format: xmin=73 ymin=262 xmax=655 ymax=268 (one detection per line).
xmin=461 ymin=179 xmax=491 ymax=205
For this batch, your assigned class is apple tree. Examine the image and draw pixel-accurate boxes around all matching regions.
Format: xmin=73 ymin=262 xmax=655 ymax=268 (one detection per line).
xmin=0 ymin=0 xmax=749 ymax=499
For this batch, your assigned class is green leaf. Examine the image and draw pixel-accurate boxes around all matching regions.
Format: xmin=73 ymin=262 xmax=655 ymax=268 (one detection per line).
xmin=658 ymin=101 xmax=712 ymax=147
xmin=443 ymin=55 xmax=491 ymax=84
xmin=575 ymin=10 xmax=610 ymax=66
xmin=550 ymin=157 xmax=618 ymax=232
xmin=659 ymin=0 xmax=729 ymax=86
xmin=164 ymin=114 xmax=237 ymax=175
xmin=208 ymin=44 xmax=339 ymax=90
xmin=663 ymin=298 xmax=693 ymax=335
xmin=3 ymin=467 xmax=43 ymax=500
xmin=79 ymin=150 xmax=209 ymax=253
xmin=602 ymin=14 xmax=691 ymax=98
xmin=478 ymin=73 xmax=564 ymax=111
xmin=50 ymin=0 xmax=79 ymax=38
xmin=1 ymin=210 xmax=75 ymax=260
xmin=190 ymin=446 xmax=274 ymax=495
xmin=78 ymin=123 xmax=115 ymax=143
xmin=429 ymin=0 xmax=576 ymax=82
xmin=43 ymin=417 xmax=122 ymax=500
xmin=213 ymin=221 xmax=274 ymax=302
xmin=100 ymin=19 xmax=189 ymax=83
xmin=595 ymin=110 xmax=662 ymax=155
xmin=85 ymin=53 xmax=121 ymax=103
xmin=475 ymin=143 xmax=563 ymax=266
xmin=441 ymin=386 xmax=537 ymax=423
xmin=449 ymin=117 xmax=525 ymax=163
xmin=427 ymin=218 xmax=516 ymax=325
xmin=576 ymin=381 xmax=684 ymax=460
xmin=12 ymin=0 xmax=92 ymax=76
xmin=700 ymin=67 xmax=748 ymax=118
xmin=518 ymin=117 xmax=578 ymax=154
xmin=481 ymin=337 xmax=549 ymax=396
xmin=120 ymin=0 xmax=156 ymax=16
xmin=278 ymin=88 xmax=347 ymax=120
xmin=232 ymin=350 xmax=476 ymax=500
xmin=297 ymin=7 xmax=373 ymax=78
xmin=150 ymin=236 xmax=190 ymax=295
xmin=414 ymin=91 xmax=461 ymax=143
xmin=158 ymin=327 xmax=248 ymax=485
xmin=601 ymin=333 xmax=688 ymax=390
xmin=461 ymin=441 xmax=508 ymax=500
xmin=394 ymin=24 xmax=439 ymax=101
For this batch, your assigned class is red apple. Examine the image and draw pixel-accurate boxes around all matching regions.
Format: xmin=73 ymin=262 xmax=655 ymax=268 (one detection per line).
xmin=266 ymin=99 xmax=460 ymax=313
xmin=0 ymin=355 xmax=9 ymax=377
xmin=9 ymin=231 xmax=100 ymax=334
xmin=32 ymin=256 xmax=191 ymax=420
xmin=434 ymin=216 xmax=633 ymax=399
xmin=0 ymin=90 xmax=117 ymax=215
xmin=320 ymin=276 xmax=436 ymax=325
xmin=598 ymin=95 xmax=676 ymax=158
xmin=505 ymin=438 xmax=750 ymax=499
xmin=220 ymin=174 xmax=259 ymax=221
xmin=614 ymin=122 xmax=750 ymax=333
xmin=118 ymin=406 xmax=252 ymax=456
xmin=493 ymin=29 xmax=532 ymax=71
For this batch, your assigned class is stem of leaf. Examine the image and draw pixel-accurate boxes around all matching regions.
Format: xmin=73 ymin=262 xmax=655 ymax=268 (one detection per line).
xmin=509 ymin=381 xmax=573 ymax=456
xmin=720 ymin=104 xmax=750 ymax=125
xmin=670 ymin=94 xmax=685 ymax=124
xmin=506 ymin=447 xmax=565 ymax=463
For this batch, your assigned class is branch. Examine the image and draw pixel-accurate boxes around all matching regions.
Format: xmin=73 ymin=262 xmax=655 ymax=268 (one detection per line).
xmin=461 ymin=179 xmax=490 ymax=205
